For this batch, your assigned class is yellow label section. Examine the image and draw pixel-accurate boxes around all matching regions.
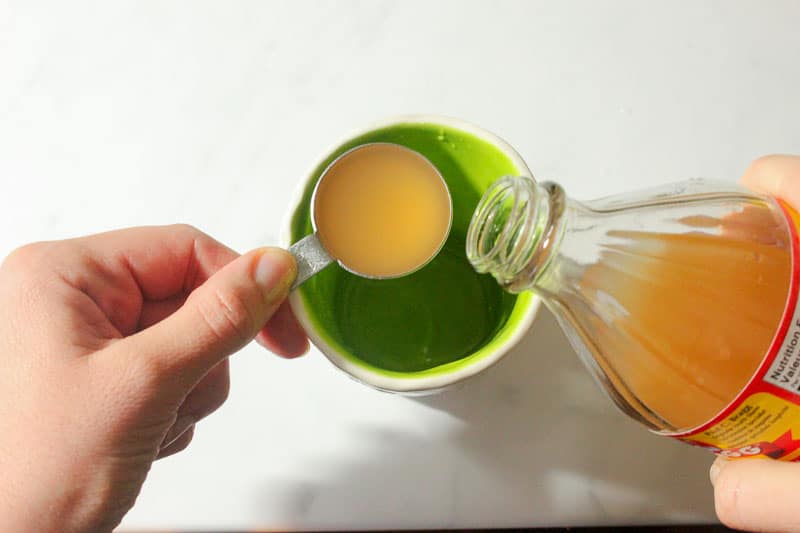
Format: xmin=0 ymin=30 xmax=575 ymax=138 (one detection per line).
xmin=681 ymin=393 xmax=800 ymax=459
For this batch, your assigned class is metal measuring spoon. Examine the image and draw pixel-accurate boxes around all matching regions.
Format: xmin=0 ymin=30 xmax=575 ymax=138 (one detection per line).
xmin=288 ymin=143 xmax=452 ymax=290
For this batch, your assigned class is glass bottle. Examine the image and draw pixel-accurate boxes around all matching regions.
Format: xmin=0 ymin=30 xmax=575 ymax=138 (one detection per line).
xmin=467 ymin=176 xmax=800 ymax=459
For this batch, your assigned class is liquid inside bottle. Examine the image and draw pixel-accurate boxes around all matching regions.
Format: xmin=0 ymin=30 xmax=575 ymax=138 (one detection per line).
xmin=467 ymin=177 xmax=796 ymax=436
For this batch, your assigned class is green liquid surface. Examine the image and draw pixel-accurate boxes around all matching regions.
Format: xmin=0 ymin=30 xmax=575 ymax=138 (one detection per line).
xmin=290 ymin=122 xmax=535 ymax=376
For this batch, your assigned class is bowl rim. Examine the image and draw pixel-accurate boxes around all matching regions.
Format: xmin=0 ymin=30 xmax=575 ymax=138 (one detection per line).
xmin=279 ymin=114 xmax=541 ymax=392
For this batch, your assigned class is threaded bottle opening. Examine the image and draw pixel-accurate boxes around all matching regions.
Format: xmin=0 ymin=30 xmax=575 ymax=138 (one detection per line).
xmin=466 ymin=176 xmax=547 ymax=287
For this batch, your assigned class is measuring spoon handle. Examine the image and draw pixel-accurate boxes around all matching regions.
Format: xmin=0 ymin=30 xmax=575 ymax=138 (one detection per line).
xmin=288 ymin=233 xmax=334 ymax=290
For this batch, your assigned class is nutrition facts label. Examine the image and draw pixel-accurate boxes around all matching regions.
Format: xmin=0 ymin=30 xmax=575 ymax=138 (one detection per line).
xmin=673 ymin=203 xmax=800 ymax=461
xmin=764 ymin=301 xmax=800 ymax=395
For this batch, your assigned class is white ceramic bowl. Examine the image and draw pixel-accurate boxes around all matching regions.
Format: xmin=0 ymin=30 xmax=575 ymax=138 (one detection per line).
xmin=280 ymin=115 xmax=541 ymax=393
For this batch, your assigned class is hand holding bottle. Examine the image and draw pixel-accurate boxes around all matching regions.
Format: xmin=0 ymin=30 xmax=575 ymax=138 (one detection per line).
xmin=711 ymin=154 xmax=800 ymax=533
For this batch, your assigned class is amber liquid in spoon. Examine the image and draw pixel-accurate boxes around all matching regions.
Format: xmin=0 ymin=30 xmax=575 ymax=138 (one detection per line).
xmin=313 ymin=143 xmax=452 ymax=278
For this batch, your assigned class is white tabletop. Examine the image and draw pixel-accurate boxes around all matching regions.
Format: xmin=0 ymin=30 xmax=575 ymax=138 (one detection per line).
xmin=2 ymin=1 xmax=800 ymax=529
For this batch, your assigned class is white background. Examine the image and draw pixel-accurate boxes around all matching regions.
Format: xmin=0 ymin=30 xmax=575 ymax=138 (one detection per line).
xmin=2 ymin=1 xmax=800 ymax=529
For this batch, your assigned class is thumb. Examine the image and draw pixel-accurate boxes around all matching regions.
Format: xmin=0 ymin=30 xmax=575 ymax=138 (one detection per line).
xmin=741 ymin=154 xmax=800 ymax=206
xmin=112 ymin=247 xmax=296 ymax=389
xmin=711 ymin=456 xmax=800 ymax=532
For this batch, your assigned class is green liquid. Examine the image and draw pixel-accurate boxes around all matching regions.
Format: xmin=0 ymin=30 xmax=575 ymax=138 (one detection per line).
xmin=290 ymin=122 xmax=533 ymax=376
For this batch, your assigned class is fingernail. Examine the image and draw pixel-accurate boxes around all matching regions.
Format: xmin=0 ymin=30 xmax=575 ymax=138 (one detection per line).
xmin=255 ymin=248 xmax=296 ymax=299
xmin=709 ymin=456 xmax=726 ymax=485
xmin=163 ymin=415 xmax=196 ymax=448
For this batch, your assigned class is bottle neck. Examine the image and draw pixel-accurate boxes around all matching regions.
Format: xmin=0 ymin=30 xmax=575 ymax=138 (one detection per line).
xmin=466 ymin=176 xmax=567 ymax=293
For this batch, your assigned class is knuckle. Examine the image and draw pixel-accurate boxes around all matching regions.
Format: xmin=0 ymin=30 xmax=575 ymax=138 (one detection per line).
xmin=182 ymin=361 xmax=232 ymax=420
xmin=2 ymin=242 xmax=51 ymax=272
xmin=179 ymin=360 xmax=232 ymax=420
xmin=172 ymin=427 xmax=194 ymax=452
xmin=165 ymin=427 xmax=194 ymax=455
xmin=210 ymin=371 xmax=231 ymax=410
xmin=159 ymin=426 xmax=195 ymax=459
xmin=747 ymin=155 xmax=788 ymax=184
xmin=713 ymin=467 xmax=744 ymax=529
xmin=751 ymin=154 xmax=783 ymax=170
xmin=170 ymin=223 xmax=201 ymax=238
xmin=193 ymin=287 xmax=256 ymax=347
xmin=748 ymin=155 xmax=771 ymax=172
xmin=205 ymin=367 xmax=231 ymax=415
xmin=178 ymin=426 xmax=195 ymax=446
xmin=211 ymin=389 xmax=230 ymax=415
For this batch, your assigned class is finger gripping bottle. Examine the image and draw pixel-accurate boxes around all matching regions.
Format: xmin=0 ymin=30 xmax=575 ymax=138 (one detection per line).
xmin=467 ymin=176 xmax=800 ymax=460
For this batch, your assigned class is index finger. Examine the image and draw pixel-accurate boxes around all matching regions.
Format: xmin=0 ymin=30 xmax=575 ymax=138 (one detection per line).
xmin=73 ymin=224 xmax=308 ymax=354
xmin=741 ymin=155 xmax=800 ymax=207
xmin=72 ymin=224 xmax=239 ymax=301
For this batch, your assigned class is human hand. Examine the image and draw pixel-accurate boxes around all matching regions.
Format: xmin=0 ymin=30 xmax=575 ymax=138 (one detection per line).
xmin=0 ymin=225 xmax=308 ymax=532
xmin=711 ymin=155 xmax=800 ymax=532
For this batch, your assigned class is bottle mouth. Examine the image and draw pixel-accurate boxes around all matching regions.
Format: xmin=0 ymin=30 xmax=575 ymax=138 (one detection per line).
xmin=466 ymin=176 xmax=545 ymax=286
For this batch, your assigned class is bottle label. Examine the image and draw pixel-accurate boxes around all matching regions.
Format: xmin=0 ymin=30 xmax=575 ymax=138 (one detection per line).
xmin=668 ymin=202 xmax=800 ymax=460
